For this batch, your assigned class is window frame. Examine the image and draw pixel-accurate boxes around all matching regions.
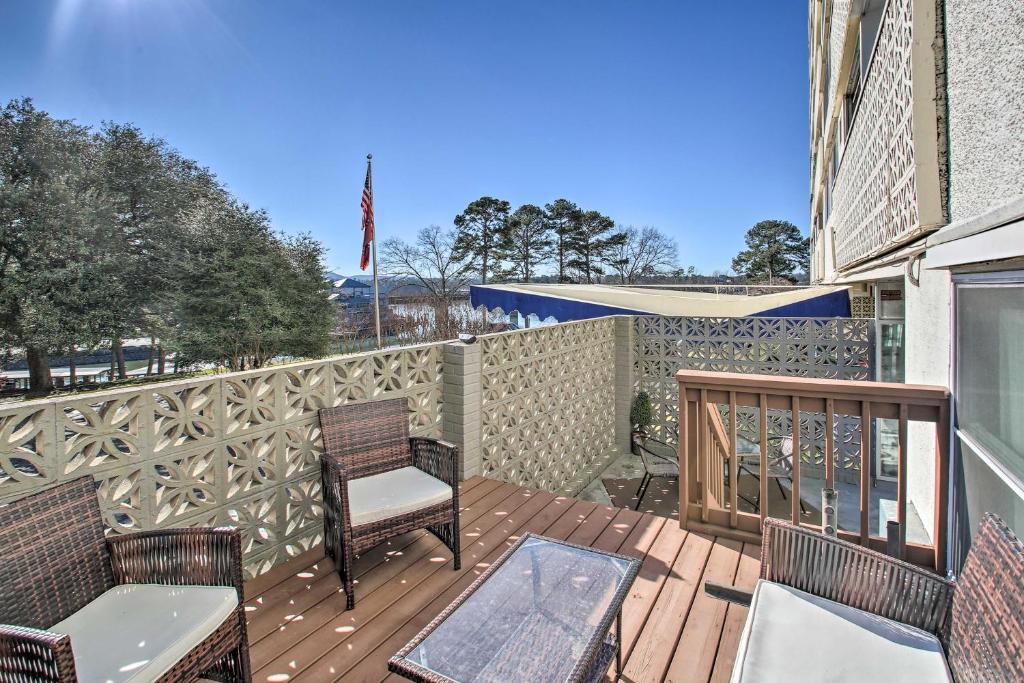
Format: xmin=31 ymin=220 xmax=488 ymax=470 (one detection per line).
xmin=952 ymin=270 xmax=1024 ymax=492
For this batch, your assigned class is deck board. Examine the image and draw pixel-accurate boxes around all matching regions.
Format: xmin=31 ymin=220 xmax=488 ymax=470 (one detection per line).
xmin=246 ymin=476 xmax=758 ymax=683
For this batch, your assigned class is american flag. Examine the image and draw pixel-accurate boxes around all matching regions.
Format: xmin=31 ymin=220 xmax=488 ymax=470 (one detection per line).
xmin=360 ymin=155 xmax=374 ymax=271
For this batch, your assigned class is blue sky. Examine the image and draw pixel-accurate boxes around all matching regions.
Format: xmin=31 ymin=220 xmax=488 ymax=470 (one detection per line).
xmin=1 ymin=0 xmax=809 ymax=275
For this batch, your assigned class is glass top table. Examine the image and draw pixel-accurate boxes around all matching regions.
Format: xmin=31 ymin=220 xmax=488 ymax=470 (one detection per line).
xmin=388 ymin=534 xmax=641 ymax=683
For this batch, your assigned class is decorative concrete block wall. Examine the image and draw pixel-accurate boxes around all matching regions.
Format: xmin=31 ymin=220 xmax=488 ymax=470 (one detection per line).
xmin=0 ymin=344 xmax=444 ymax=578
xmin=477 ymin=317 xmax=619 ymax=496
xmin=633 ymin=315 xmax=874 ymax=479
xmin=0 ymin=314 xmax=878 ymax=578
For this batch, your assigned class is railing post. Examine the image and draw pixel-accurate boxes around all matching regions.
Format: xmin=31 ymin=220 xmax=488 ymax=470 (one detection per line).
xmin=678 ymin=380 xmax=691 ymax=530
xmin=442 ymin=341 xmax=482 ymax=480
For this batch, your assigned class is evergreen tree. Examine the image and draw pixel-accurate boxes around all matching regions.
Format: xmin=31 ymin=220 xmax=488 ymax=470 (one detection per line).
xmin=95 ymin=122 xmax=178 ymax=378
xmin=453 ymin=196 xmax=510 ymax=284
xmin=0 ymin=99 xmax=111 ymax=392
xmin=567 ymin=210 xmax=625 ymax=284
xmin=543 ymin=198 xmax=580 ymax=283
xmin=173 ymin=201 xmax=332 ymax=369
xmin=731 ymin=219 xmax=810 ymax=282
xmin=501 ymin=204 xmax=552 ymax=282
xmin=0 ymin=98 xmax=336 ymax=390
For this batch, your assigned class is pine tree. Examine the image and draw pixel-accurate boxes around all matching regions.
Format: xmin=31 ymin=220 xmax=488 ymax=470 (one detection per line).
xmin=501 ymin=204 xmax=552 ymax=282
xmin=543 ymin=199 xmax=581 ymax=283
xmin=567 ymin=210 xmax=626 ymax=283
xmin=731 ymin=220 xmax=810 ymax=282
xmin=453 ymin=196 xmax=510 ymax=284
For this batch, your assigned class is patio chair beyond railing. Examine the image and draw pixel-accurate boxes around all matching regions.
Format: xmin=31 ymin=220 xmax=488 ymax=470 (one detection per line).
xmin=708 ymin=513 xmax=1024 ymax=682
xmin=0 ymin=477 xmax=251 ymax=683
xmin=319 ymin=398 xmax=461 ymax=610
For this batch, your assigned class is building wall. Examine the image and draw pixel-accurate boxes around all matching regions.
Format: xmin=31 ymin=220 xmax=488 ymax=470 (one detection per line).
xmin=945 ymin=0 xmax=1024 ymax=222
xmin=904 ymin=263 xmax=952 ymax=539
xmin=809 ymin=0 xmax=945 ymax=281
xmin=942 ymin=2 xmax=1024 ymax=556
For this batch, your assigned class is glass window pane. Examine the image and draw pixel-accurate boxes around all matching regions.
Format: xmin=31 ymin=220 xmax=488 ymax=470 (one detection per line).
xmin=956 ymin=284 xmax=1024 ymax=483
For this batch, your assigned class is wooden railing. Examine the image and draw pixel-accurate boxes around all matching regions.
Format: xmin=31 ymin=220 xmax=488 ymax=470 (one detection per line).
xmin=677 ymin=370 xmax=951 ymax=573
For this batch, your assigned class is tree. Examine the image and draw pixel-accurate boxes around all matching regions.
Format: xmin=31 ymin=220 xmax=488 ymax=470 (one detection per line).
xmin=543 ymin=199 xmax=580 ymax=283
xmin=501 ymin=204 xmax=552 ymax=282
xmin=567 ymin=210 xmax=625 ymax=284
xmin=95 ymin=122 xmax=179 ymax=378
xmin=453 ymin=196 xmax=510 ymax=285
xmin=730 ymin=219 xmax=810 ymax=282
xmin=380 ymin=225 xmax=473 ymax=335
xmin=0 ymin=98 xmax=112 ymax=392
xmin=609 ymin=226 xmax=679 ymax=284
xmin=172 ymin=201 xmax=332 ymax=370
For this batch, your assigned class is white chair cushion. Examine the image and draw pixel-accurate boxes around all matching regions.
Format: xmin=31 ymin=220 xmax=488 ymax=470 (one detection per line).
xmin=51 ymin=583 xmax=238 ymax=683
xmin=347 ymin=466 xmax=453 ymax=527
xmin=732 ymin=580 xmax=952 ymax=683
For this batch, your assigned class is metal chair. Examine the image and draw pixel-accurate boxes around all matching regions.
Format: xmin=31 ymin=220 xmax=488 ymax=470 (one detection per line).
xmin=632 ymin=436 xmax=679 ymax=511
xmin=735 ymin=434 xmax=808 ymax=515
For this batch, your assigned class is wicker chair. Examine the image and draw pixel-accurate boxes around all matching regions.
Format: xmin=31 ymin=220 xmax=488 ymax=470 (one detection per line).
xmin=319 ymin=398 xmax=461 ymax=610
xmin=0 ymin=477 xmax=251 ymax=683
xmin=711 ymin=514 xmax=1023 ymax=682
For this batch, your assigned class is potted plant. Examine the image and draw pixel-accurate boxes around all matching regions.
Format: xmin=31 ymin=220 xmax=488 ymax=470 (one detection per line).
xmin=630 ymin=391 xmax=653 ymax=455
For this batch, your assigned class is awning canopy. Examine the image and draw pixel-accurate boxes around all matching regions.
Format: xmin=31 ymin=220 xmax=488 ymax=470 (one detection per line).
xmin=470 ymin=283 xmax=851 ymax=322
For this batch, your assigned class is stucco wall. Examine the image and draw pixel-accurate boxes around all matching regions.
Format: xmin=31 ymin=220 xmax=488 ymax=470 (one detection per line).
xmin=945 ymin=1 xmax=1024 ymax=222
xmin=904 ymin=263 xmax=952 ymax=541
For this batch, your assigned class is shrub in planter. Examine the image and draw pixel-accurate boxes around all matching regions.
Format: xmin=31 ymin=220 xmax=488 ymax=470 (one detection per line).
xmin=630 ymin=391 xmax=653 ymax=454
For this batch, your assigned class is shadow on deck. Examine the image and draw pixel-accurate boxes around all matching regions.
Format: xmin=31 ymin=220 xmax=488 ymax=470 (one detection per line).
xmin=243 ymin=476 xmax=760 ymax=683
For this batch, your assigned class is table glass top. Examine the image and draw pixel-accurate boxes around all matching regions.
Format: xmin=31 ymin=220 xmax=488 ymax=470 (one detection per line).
xmin=402 ymin=536 xmax=635 ymax=682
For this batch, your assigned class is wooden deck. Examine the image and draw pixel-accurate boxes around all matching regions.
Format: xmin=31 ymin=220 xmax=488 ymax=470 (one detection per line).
xmin=242 ymin=476 xmax=760 ymax=683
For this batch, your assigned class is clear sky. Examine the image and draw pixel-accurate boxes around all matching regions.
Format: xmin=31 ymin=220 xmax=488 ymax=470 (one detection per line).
xmin=1 ymin=0 xmax=809 ymax=275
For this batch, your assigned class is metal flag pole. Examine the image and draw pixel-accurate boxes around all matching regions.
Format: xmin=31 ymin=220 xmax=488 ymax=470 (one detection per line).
xmin=368 ymin=154 xmax=383 ymax=349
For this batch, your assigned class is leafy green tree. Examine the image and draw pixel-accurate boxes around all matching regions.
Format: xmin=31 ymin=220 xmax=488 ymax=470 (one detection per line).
xmin=543 ymin=199 xmax=581 ymax=283
xmin=501 ymin=204 xmax=552 ymax=282
xmin=144 ymin=151 xmax=225 ymax=372
xmin=453 ymin=196 xmax=510 ymax=285
xmin=567 ymin=209 xmax=625 ymax=283
xmin=0 ymin=98 xmax=112 ymax=392
xmin=731 ymin=219 xmax=810 ymax=282
xmin=172 ymin=201 xmax=332 ymax=369
xmin=95 ymin=122 xmax=180 ymax=378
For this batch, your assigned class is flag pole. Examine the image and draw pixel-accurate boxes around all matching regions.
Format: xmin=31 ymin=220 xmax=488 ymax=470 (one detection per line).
xmin=368 ymin=154 xmax=383 ymax=349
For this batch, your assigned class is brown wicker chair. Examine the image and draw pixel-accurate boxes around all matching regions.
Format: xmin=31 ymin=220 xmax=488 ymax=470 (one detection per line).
xmin=713 ymin=514 xmax=1023 ymax=682
xmin=0 ymin=477 xmax=251 ymax=682
xmin=319 ymin=398 xmax=461 ymax=610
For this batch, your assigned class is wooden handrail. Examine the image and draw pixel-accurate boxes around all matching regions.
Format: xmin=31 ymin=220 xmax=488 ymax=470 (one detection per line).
xmin=676 ymin=370 xmax=951 ymax=573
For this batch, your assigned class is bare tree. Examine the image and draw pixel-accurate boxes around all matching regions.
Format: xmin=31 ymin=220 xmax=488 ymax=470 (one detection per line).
xmin=609 ymin=226 xmax=679 ymax=284
xmin=379 ymin=225 xmax=473 ymax=333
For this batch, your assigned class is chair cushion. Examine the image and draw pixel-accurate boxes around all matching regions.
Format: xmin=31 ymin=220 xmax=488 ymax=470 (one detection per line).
xmin=347 ymin=466 xmax=453 ymax=527
xmin=50 ymin=583 xmax=238 ymax=683
xmin=732 ymin=580 xmax=952 ymax=683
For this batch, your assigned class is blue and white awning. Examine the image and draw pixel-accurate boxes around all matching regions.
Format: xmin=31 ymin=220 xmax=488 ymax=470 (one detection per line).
xmin=470 ymin=284 xmax=851 ymax=322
